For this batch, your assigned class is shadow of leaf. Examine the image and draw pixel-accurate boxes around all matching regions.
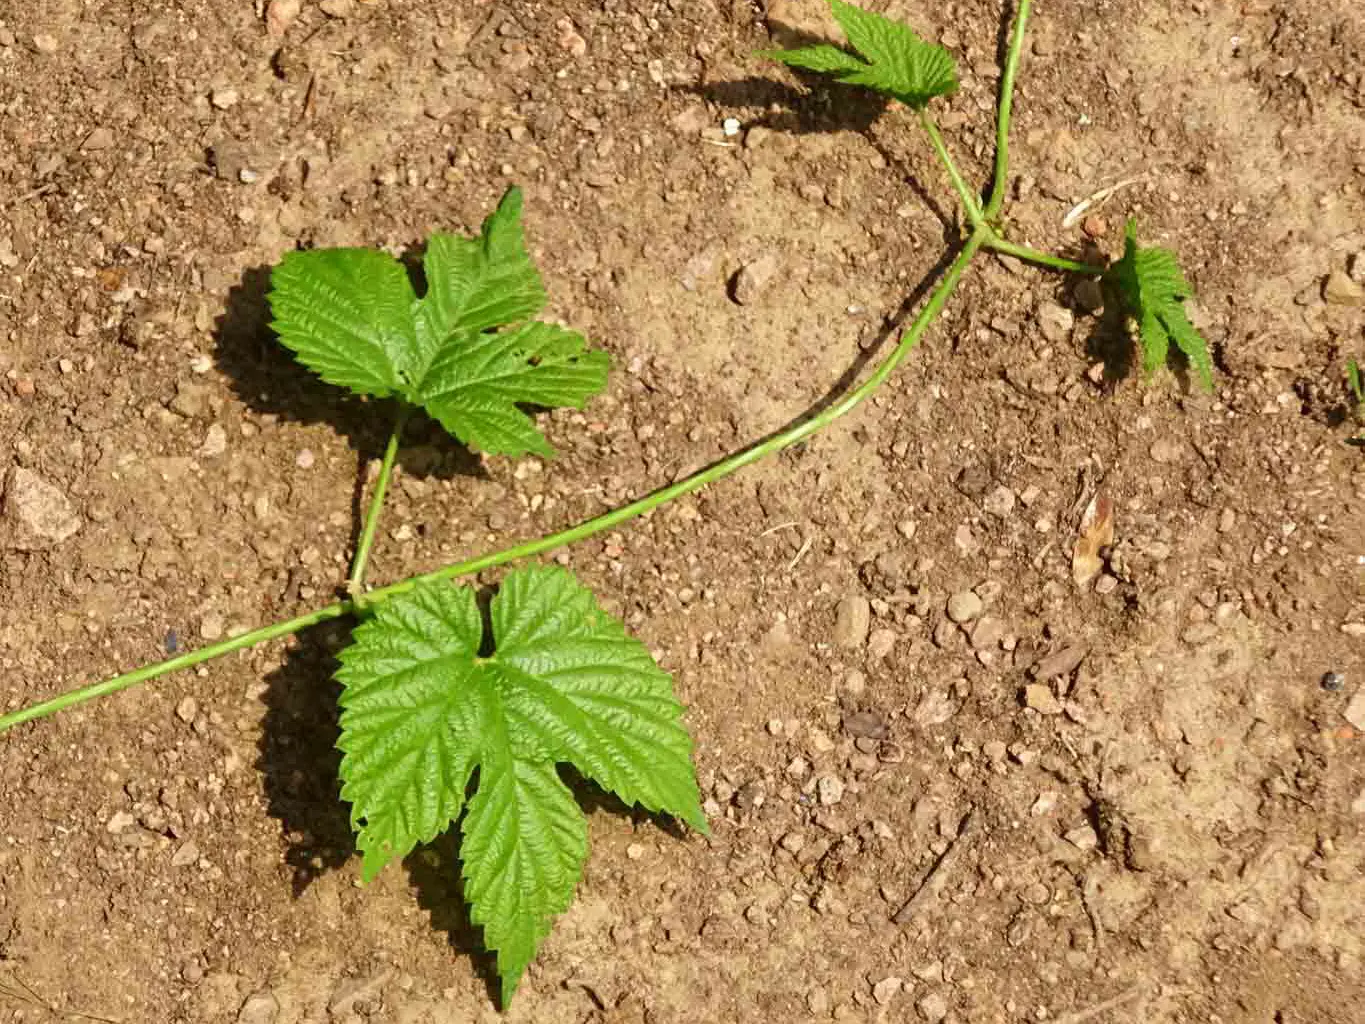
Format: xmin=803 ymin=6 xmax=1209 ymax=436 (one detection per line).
xmin=213 ymin=264 xmax=486 ymax=482
xmin=403 ymin=831 xmax=503 ymax=1006
xmin=255 ymin=618 xmax=356 ymax=896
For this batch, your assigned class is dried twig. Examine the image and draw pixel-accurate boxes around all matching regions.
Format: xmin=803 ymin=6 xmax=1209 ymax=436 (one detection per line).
xmin=1061 ymin=177 xmax=1145 ymax=229
xmin=892 ymin=807 xmax=976 ymax=925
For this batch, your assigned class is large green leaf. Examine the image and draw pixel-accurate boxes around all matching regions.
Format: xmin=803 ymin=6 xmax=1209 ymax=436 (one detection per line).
xmin=764 ymin=0 xmax=957 ymax=109
xmin=267 ymin=188 xmax=609 ymax=457
xmin=335 ymin=566 xmax=706 ymax=1005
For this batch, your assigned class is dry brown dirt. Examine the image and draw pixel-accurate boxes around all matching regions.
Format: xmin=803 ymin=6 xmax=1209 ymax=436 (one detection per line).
xmin=1 ymin=1 xmax=1364 ymax=1022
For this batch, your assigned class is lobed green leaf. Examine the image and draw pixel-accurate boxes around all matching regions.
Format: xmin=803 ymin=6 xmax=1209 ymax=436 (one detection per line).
xmin=335 ymin=566 xmax=705 ymax=1005
xmin=1107 ymin=219 xmax=1213 ymax=390
xmin=765 ymin=0 xmax=957 ymax=109
xmin=268 ymin=187 xmax=608 ymax=457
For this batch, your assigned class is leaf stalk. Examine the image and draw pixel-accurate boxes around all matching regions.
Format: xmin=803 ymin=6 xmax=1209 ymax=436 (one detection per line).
xmin=347 ymin=405 xmax=409 ymax=602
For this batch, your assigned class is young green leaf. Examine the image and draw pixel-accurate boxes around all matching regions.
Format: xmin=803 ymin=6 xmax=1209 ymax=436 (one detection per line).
xmin=764 ymin=0 xmax=957 ymax=109
xmin=268 ymin=188 xmax=610 ymax=457
xmin=335 ymin=566 xmax=706 ymax=1005
xmin=1106 ymin=220 xmax=1213 ymax=389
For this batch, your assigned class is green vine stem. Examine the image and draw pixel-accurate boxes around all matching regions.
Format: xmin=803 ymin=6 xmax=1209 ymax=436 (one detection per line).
xmin=0 ymin=0 xmax=1040 ymax=737
xmin=919 ymin=110 xmax=984 ymax=227
xmin=347 ymin=406 xmax=408 ymax=601
xmin=984 ymin=236 xmax=1107 ymax=277
xmin=985 ymin=0 xmax=1031 ymax=221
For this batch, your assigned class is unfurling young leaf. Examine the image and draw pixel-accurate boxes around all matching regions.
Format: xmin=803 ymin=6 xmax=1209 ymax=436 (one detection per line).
xmin=335 ymin=565 xmax=706 ymax=1005
xmin=764 ymin=0 xmax=958 ymax=109
xmin=1106 ymin=219 xmax=1214 ymax=390
xmin=268 ymin=188 xmax=610 ymax=457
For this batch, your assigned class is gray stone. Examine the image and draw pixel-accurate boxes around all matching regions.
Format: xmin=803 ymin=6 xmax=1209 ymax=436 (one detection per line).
xmin=2 ymin=467 xmax=82 ymax=550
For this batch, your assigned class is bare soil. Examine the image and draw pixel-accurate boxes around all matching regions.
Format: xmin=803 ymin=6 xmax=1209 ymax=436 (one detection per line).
xmin=1 ymin=1 xmax=1364 ymax=1022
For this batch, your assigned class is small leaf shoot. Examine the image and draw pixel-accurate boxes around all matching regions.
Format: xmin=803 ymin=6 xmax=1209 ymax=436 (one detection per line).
xmin=1106 ymin=219 xmax=1214 ymax=389
xmin=764 ymin=0 xmax=957 ymax=109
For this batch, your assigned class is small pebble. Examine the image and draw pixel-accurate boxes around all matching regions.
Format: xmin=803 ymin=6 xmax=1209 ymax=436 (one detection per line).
xmin=210 ymin=87 xmax=240 ymax=110
xmin=1150 ymin=438 xmax=1183 ymax=464
xmin=1320 ymin=671 xmax=1345 ymax=693
xmin=1324 ymin=269 xmax=1364 ymax=306
xmin=946 ymin=590 xmax=984 ymax=624
xmin=237 ymin=990 xmax=280 ymax=1024
xmin=732 ymin=253 xmax=780 ymax=305
xmin=1344 ymin=689 xmax=1365 ymax=732
xmin=199 ymin=423 xmax=228 ymax=457
xmin=176 ymin=696 xmax=199 ymax=723
xmin=867 ymin=627 xmax=897 ymax=660
xmin=1065 ymin=824 xmax=1099 ymax=851
xmin=842 ymin=710 xmax=887 ymax=740
xmin=917 ymin=991 xmax=949 ymax=1022
xmin=32 ymin=32 xmax=59 ymax=53
xmin=817 ymin=775 xmax=845 ymax=806
xmin=970 ymin=616 xmax=1005 ymax=651
xmin=171 ymin=840 xmax=200 ymax=868
xmin=295 ymin=449 xmax=316 ymax=469
xmin=1024 ymin=684 xmax=1062 ymax=715
xmin=721 ymin=117 xmax=741 ymax=137
xmin=832 ymin=595 xmax=871 ymax=649
xmin=983 ymin=485 xmax=1016 ymax=517
xmin=199 ymin=612 xmax=225 ymax=641
xmin=872 ymin=977 xmax=903 ymax=1006
xmin=1 ymin=467 xmax=82 ymax=550
xmin=1035 ymin=301 xmax=1074 ymax=344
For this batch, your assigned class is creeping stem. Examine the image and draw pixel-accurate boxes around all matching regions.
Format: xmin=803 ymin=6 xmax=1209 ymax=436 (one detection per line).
xmin=0 ymin=230 xmax=990 ymax=735
xmin=919 ymin=110 xmax=984 ymax=227
xmin=985 ymin=0 xmax=1032 ymax=221
xmin=0 ymin=2 xmax=1052 ymax=737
